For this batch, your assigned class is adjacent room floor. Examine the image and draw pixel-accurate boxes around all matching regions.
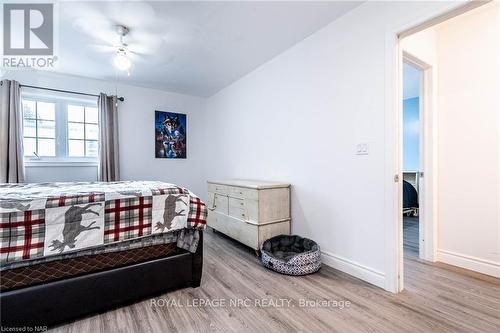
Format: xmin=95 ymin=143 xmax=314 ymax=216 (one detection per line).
xmin=403 ymin=216 xmax=419 ymax=257
xmin=52 ymin=229 xmax=500 ymax=333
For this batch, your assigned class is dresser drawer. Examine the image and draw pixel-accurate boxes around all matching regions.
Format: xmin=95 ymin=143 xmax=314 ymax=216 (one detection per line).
xmin=208 ymin=183 xmax=229 ymax=195
xmin=228 ymin=197 xmax=246 ymax=220
xmin=208 ymin=211 xmax=258 ymax=249
xmin=213 ymin=193 xmax=228 ymax=214
xmin=208 ymin=183 xmax=258 ymax=200
xmin=229 ymin=186 xmax=258 ymax=200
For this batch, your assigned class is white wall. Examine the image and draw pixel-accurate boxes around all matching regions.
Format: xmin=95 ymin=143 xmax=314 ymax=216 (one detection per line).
xmin=24 ymin=163 xmax=98 ymax=182
xmin=435 ymin=3 xmax=500 ymax=276
xmin=402 ymin=28 xmax=438 ymax=66
xmin=4 ymin=70 xmax=207 ymax=198
xmin=204 ymin=1 xmax=464 ymax=290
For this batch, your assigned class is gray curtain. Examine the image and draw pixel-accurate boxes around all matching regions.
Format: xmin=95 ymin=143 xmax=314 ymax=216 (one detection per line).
xmin=98 ymin=93 xmax=120 ymax=182
xmin=0 ymin=80 xmax=25 ymax=183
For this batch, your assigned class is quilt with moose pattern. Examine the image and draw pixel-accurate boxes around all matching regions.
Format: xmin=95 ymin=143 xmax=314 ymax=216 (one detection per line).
xmin=0 ymin=181 xmax=207 ymax=264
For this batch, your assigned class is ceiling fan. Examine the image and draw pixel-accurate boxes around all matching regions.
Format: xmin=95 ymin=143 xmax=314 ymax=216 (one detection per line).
xmin=84 ymin=23 xmax=157 ymax=74
xmin=67 ymin=2 xmax=185 ymax=73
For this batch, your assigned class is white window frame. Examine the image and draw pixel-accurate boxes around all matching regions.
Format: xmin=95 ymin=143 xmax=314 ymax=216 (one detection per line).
xmin=21 ymin=89 xmax=99 ymax=166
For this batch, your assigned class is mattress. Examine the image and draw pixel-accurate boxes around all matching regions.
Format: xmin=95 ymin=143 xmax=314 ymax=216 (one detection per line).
xmin=0 ymin=181 xmax=207 ymax=265
xmin=1 ymin=228 xmax=199 ymax=271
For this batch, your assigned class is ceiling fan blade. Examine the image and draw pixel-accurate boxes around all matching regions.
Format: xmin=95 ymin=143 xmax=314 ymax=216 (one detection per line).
xmin=71 ymin=15 xmax=119 ymax=45
xmin=128 ymin=52 xmax=153 ymax=62
xmin=128 ymin=50 xmax=148 ymax=57
xmin=127 ymin=44 xmax=157 ymax=57
xmin=127 ymin=52 xmax=174 ymax=66
xmin=89 ymin=44 xmax=116 ymax=53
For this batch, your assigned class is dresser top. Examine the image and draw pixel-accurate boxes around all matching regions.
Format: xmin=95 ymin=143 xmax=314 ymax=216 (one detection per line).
xmin=207 ymin=179 xmax=290 ymax=189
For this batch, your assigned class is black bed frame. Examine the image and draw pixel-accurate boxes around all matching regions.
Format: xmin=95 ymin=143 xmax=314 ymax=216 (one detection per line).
xmin=0 ymin=232 xmax=203 ymax=329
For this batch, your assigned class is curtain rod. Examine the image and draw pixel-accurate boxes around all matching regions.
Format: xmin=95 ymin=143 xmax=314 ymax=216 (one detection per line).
xmin=20 ymin=84 xmax=125 ymax=102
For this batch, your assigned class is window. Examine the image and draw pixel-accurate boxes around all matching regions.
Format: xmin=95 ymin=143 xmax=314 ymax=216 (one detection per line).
xmin=22 ymin=93 xmax=99 ymax=161
xmin=22 ymin=100 xmax=56 ymax=157
xmin=67 ymin=105 xmax=99 ymax=157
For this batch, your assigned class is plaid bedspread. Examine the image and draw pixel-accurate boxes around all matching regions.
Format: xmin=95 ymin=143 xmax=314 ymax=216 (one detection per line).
xmin=0 ymin=181 xmax=207 ymax=264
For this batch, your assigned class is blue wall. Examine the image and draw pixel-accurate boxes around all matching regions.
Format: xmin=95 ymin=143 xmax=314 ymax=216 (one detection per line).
xmin=403 ymin=97 xmax=420 ymax=171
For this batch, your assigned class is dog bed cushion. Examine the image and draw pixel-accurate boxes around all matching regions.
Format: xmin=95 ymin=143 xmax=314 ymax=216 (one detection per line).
xmin=260 ymin=235 xmax=321 ymax=275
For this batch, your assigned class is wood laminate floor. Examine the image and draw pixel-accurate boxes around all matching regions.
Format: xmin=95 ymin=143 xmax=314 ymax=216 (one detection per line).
xmin=52 ymin=229 xmax=500 ymax=333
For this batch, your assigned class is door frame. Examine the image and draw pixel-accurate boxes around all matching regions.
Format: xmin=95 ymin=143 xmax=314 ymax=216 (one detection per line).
xmin=402 ymin=51 xmax=437 ymax=264
xmin=384 ymin=1 xmax=488 ymax=293
xmin=390 ymin=44 xmax=438 ymax=292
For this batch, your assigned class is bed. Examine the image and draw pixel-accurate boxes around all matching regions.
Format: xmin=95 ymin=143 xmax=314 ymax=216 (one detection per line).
xmin=0 ymin=181 xmax=207 ymax=328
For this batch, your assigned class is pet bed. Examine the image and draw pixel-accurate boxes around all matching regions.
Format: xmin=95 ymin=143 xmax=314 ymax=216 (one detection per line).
xmin=260 ymin=235 xmax=321 ymax=275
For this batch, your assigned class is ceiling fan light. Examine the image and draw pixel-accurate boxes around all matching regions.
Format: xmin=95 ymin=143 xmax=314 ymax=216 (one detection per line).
xmin=113 ymin=53 xmax=131 ymax=71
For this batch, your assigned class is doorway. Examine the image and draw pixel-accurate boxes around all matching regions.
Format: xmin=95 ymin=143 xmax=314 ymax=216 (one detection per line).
xmin=392 ymin=0 xmax=497 ymax=292
xmin=396 ymin=44 xmax=436 ymax=292
xmin=402 ymin=61 xmax=422 ymax=259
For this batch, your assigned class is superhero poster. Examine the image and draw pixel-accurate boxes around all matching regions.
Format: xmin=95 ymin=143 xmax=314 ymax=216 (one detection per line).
xmin=155 ymin=111 xmax=187 ymax=159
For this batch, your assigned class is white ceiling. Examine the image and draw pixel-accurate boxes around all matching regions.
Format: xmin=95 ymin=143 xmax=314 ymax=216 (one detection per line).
xmin=53 ymin=1 xmax=362 ymax=97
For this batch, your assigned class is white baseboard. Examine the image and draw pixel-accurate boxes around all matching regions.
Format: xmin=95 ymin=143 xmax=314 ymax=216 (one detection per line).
xmin=321 ymin=250 xmax=386 ymax=289
xmin=437 ymin=249 xmax=500 ymax=278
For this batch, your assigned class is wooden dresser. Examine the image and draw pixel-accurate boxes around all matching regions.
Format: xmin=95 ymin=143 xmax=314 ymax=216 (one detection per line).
xmin=207 ymin=180 xmax=291 ymax=251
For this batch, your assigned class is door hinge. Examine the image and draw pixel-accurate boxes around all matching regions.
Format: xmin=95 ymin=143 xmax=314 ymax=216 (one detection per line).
xmin=394 ymin=174 xmax=400 ymax=183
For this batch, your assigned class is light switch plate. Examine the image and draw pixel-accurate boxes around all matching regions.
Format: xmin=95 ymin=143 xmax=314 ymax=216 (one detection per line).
xmin=356 ymin=143 xmax=369 ymax=155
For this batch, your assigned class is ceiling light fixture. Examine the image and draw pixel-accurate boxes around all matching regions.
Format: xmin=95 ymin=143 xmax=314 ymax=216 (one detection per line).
xmin=113 ymin=25 xmax=131 ymax=72
xmin=114 ymin=49 xmax=131 ymax=71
